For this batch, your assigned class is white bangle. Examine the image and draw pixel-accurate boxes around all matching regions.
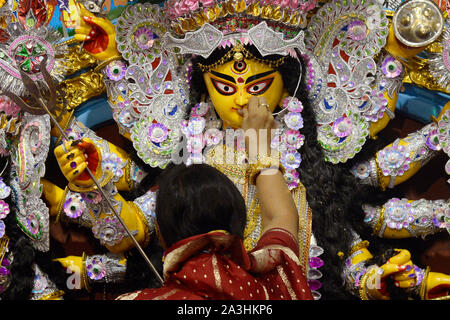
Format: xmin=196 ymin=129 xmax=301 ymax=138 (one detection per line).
xmin=259 ymin=167 xmax=281 ymax=176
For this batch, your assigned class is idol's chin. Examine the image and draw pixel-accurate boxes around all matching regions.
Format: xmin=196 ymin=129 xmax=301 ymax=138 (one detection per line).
xmin=222 ymin=119 xmax=242 ymax=130
xmin=221 ymin=111 xmax=243 ymax=129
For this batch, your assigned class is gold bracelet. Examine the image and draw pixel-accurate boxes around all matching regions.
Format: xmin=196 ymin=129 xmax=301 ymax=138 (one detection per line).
xmin=243 ymin=197 xmax=259 ymax=251
xmin=55 ymin=186 xmax=70 ymax=224
xmin=68 ymin=171 xmax=114 ymax=193
xmin=124 ymin=160 xmax=134 ymax=191
xmin=94 ymin=55 xmax=123 ymax=73
xmin=81 ymin=252 xmax=91 ymax=292
xmin=0 ymin=236 xmax=9 ymax=265
xmin=348 ymin=240 xmax=370 ymax=257
xmin=248 ymin=154 xmax=285 ymax=185
xmin=419 ymin=266 xmax=431 ymax=300
xmin=359 ymin=266 xmax=377 ymax=300
xmin=374 ymin=157 xmax=388 ymax=191
xmin=37 ymin=290 xmax=65 ymax=300
xmin=372 ymin=206 xmax=385 ymax=236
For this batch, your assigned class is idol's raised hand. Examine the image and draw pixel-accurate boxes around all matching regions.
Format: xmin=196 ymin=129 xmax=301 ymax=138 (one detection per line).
xmin=53 ymin=138 xmax=100 ymax=187
xmin=74 ymin=4 xmax=119 ymax=61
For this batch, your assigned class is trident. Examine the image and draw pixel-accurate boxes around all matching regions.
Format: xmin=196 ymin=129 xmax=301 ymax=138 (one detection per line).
xmin=3 ymin=56 xmax=164 ymax=285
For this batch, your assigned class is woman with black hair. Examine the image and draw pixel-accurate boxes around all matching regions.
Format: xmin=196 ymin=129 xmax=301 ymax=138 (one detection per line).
xmin=186 ymin=44 xmax=450 ymax=300
xmin=117 ymin=98 xmax=313 ymax=300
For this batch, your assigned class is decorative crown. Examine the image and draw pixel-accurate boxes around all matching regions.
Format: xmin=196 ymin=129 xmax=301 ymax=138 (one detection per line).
xmin=163 ymin=0 xmax=318 ymax=38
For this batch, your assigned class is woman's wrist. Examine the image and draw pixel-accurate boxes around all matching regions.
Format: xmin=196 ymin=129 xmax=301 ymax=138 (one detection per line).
xmin=248 ymin=152 xmax=284 ymax=185
xmin=258 ymin=167 xmax=282 ymax=178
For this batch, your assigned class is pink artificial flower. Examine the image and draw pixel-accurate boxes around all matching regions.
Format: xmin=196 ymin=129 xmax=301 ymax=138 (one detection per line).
xmin=181 ymin=0 xmax=199 ymax=12
xmin=179 ymin=1 xmax=189 ymax=15
xmin=171 ymin=2 xmax=182 ymax=17
xmin=0 ymin=96 xmax=20 ymax=116
xmin=290 ymin=0 xmax=299 ymax=9
xmin=300 ymin=0 xmax=317 ymax=11
xmin=200 ymin=0 xmax=215 ymax=7
xmin=280 ymin=0 xmax=290 ymax=8
xmin=272 ymin=0 xmax=283 ymax=6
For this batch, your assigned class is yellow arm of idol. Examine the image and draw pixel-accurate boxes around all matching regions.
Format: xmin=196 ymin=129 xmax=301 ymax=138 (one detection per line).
xmin=375 ymin=102 xmax=449 ymax=190
xmin=41 ymin=177 xmax=149 ymax=253
xmin=52 ymin=183 xmax=151 ymax=254
xmin=54 ymin=253 xmax=127 ymax=291
xmin=51 ymin=139 xmax=151 ymax=252
xmin=363 ymin=198 xmax=447 ymax=239
xmin=342 ymin=239 xmax=392 ymax=300
xmin=368 ymin=23 xmax=429 ymax=139
xmin=422 ymin=271 xmax=450 ymax=300
xmin=99 ymin=193 xmax=151 ymax=254
xmin=71 ymin=3 xmax=137 ymax=142
xmin=347 ymin=248 xmax=423 ymax=300
xmin=369 ymin=90 xmax=397 ymax=140
xmin=41 ymin=178 xmax=67 ymax=217
xmin=381 ymin=251 xmax=450 ymax=300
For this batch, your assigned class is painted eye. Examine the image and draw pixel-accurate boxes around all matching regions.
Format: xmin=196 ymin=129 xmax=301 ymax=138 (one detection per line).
xmin=246 ymin=78 xmax=274 ymax=95
xmin=233 ymin=60 xmax=247 ymax=72
xmin=211 ymin=79 xmax=237 ymax=96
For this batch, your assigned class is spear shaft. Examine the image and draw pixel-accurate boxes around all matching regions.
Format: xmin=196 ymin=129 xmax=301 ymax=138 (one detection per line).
xmin=38 ymin=98 xmax=164 ymax=285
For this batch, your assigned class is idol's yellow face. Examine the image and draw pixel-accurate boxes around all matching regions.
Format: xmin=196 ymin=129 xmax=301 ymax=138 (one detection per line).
xmin=203 ymin=59 xmax=287 ymax=128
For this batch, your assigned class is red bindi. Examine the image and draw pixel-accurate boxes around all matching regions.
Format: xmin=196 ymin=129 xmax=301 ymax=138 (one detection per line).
xmin=237 ymin=77 xmax=244 ymax=83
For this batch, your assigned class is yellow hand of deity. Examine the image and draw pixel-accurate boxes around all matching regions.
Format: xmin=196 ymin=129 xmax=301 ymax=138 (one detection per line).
xmin=54 ymin=255 xmax=86 ymax=290
xmin=383 ymin=249 xmax=416 ymax=289
xmin=74 ymin=4 xmax=119 ymax=61
xmin=424 ymin=271 xmax=450 ymax=300
xmin=365 ymin=249 xmax=414 ymax=300
xmin=54 ymin=255 xmax=83 ymax=271
xmin=54 ymin=138 xmax=102 ymax=187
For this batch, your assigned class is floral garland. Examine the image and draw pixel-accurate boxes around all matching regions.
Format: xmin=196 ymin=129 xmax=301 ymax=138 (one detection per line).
xmin=164 ymin=0 xmax=319 ymax=21
xmin=180 ymin=96 xmax=305 ymax=190
xmin=0 ymin=177 xmax=10 ymax=238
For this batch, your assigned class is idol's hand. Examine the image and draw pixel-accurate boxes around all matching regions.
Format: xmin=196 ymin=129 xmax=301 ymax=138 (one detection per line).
xmin=54 ymin=256 xmax=86 ymax=290
xmin=383 ymin=249 xmax=417 ymax=289
xmin=423 ymin=272 xmax=450 ymax=300
xmin=54 ymin=138 xmax=101 ymax=187
xmin=364 ymin=249 xmax=414 ymax=300
xmin=74 ymin=4 xmax=119 ymax=61
xmin=240 ymin=96 xmax=276 ymax=160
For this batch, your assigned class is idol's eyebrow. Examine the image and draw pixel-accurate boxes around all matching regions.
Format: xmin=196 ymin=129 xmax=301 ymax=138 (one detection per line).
xmin=245 ymin=70 xmax=277 ymax=84
xmin=209 ymin=70 xmax=236 ymax=84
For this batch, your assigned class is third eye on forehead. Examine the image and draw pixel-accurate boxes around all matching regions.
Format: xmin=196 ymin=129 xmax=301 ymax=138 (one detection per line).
xmin=209 ymin=70 xmax=277 ymax=84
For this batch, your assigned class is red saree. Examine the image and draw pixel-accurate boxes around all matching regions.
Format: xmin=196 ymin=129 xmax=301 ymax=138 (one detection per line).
xmin=117 ymin=228 xmax=313 ymax=300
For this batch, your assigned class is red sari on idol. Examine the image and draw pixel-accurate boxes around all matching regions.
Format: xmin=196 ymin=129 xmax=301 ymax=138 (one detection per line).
xmin=117 ymin=228 xmax=313 ymax=300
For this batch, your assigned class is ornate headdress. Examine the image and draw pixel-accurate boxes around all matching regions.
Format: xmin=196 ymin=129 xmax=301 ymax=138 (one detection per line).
xmin=106 ymin=0 xmax=447 ymax=170
xmin=107 ymin=0 xmax=314 ymax=169
xmin=161 ymin=0 xmax=313 ymax=58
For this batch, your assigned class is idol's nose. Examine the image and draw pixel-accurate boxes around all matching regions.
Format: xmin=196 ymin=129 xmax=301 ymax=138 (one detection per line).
xmin=234 ymin=91 xmax=249 ymax=108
